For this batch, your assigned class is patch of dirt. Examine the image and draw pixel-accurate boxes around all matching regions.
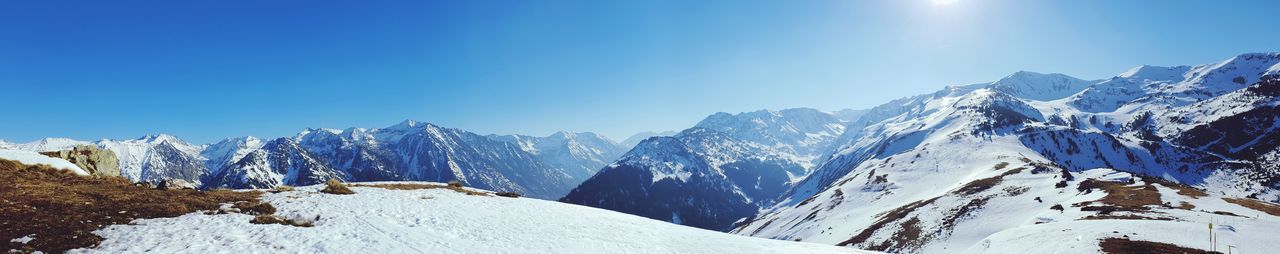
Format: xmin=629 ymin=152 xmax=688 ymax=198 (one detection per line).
xmin=1080 ymin=214 xmax=1174 ymax=221
xmin=0 ymin=158 xmax=261 ymax=253
xmin=1075 ymin=179 xmax=1162 ymax=212
xmin=1098 ymin=237 xmax=1220 ymax=254
xmin=1222 ymin=197 xmax=1280 ymax=216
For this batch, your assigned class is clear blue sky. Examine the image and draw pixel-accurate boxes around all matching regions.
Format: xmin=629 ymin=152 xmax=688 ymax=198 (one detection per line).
xmin=3 ymin=0 xmax=1278 ymax=144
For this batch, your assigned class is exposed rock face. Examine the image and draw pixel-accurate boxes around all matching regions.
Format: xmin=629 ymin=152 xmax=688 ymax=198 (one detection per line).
xmin=40 ymin=145 xmax=120 ymax=177
xmin=157 ymin=179 xmax=199 ymax=190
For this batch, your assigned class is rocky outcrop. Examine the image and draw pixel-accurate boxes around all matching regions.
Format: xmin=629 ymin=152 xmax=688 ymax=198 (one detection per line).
xmin=40 ymin=145 xmax=120 ymax=177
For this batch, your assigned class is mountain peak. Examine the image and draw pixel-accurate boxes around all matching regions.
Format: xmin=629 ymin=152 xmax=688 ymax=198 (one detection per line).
xmin=139 ymin=134 xmax=182 ymax=144
xmin=987 ymin=71 xmax=1092 ymax=101
xmin=392 ymin=119 xmax=419 ymax=129
xmin=1118 ymin=64 xmax=1191 ymax=81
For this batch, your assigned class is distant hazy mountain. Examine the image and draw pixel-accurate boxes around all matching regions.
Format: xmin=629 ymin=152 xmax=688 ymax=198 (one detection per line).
xmin=620 ymin=130 xmax=678 ymax=149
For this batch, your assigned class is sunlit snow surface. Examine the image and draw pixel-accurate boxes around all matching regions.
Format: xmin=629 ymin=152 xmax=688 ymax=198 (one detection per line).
xmin=71 ymin=183 xmax=879 ymax=254
xmin=0 ymin=149 xmax=87 ymax=175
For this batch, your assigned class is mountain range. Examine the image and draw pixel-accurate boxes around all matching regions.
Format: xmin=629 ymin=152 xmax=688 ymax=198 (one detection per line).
xmin=555 ymin=52 xmax=1280 ymax=253
xmin=0 ymin=120 xmax=632 ymax=199
xmin=5 ymin=52 xmax=1280 ymax=253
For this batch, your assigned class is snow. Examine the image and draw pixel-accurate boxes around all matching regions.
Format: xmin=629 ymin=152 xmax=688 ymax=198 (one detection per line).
xmin=73 ymin=183 xmax=878 ymax=254
xmin=9 ymin=138 xmax=92 ymax=152
xmin=10 ymin=235 xmax=35 ymax=244
xmin=0 ymin=149 xmax=88 ymax=175
xmin=966 ymin=176 xmax=1280 ymax=254
xmin=735 ymin=52 xmax=1280 ymax=254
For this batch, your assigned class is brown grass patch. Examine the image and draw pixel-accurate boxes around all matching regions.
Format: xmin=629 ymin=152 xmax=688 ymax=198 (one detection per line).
xmin=0 ymin=158 xmax=260 ymax=253
xmin=250 ymin=215 xmax=314 ymax=227
xmin=875 ymin=217 xmax=926 ymax=251
xmin=232 ymin=201 xmax=276 ymax=215
xmin=1076 ymin=179 xmax=1161 ymax=212
xmin=1223 ymin=197 xmax=1280 ymax=216
xmin=837 ymin=197 xmax=940 ymax=249
xmin=1139 ymin=176 xmax=1208 ymax=198
xmin=1099 ymin=237 xmax=1219 ymax=254
xmin=320 ymin=178 xmax=355 ymax=195
xmin=952 ymin=168 xmax=1023 ymax=196
xmin=350 ymin=183 xmax=493 ymax=197
xmin=1080 ymin=214 xmax=1174 ymax=221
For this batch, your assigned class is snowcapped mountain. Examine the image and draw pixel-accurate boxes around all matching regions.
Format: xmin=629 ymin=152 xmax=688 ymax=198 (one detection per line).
xmin=201 ymin=136 xmax=264 ymax=177
xmin=831 ymin=109 xmax=869 ymax=122
xmin=7 ymin=121 xmax=625 ymax=199
xmin=202 ymin=137 xmax=342 ymax=189
xmin=729 ymin=52 xmax=1280 ymax=253
xmin=489 ymin=131 xmax=628 ymax=180
xmin=621 ymin=130 xmax=679 ymax=149
xmin=201 ymin=120 xmax=627 ymax=199
xmin=5 ymin=135 xmax=209 ymax=184
xmin=561 ymin=108 xmax=847 ymax=231
xmin=986 ymin=71 xmax=1095 ymax=101
xmin=96 ymin=134 xmax=208 ymax=184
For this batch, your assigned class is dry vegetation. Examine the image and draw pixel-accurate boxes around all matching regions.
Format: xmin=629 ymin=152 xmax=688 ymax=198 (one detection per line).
xmin=0 ymin=159 xmax=261 ymax=253
xmin=837 ymin=197 xmax=940 ymax=250
xmin=952 ymin=168 xmax=1024 ymax=196
xmin=1081 ymin=214 xmax=1173 ymax=221
xmin=250 ymin=215 xmax=314 ymax=227
xmin=1139 ymin=176 xmax=1208 ymax=198
xmin=320 ymin=178 xmax=355 ymax=195
xmin=1222 ymin=197 xmax=1280 ymax=216
xmin=1099 ymin=237 xmax=1220 ymax=254
xmin=1075 ymin=179 xmax=1162 ymax=213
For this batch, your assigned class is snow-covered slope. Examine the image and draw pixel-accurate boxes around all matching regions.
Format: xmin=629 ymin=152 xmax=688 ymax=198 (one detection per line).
xmin=562 ymin=108 xmax=847 ymax=231
xmin=0 ymin=149 xmax=88 ymax=175
xmin=730 ymin=52 xmax=1280 ymax=253
xmin=70 ymin=183 xmax=879 ymax=254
